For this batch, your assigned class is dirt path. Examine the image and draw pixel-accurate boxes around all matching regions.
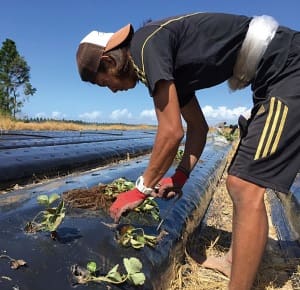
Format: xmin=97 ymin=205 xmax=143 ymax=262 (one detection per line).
xmin=168 ymin=145 xmax=300 ymax=290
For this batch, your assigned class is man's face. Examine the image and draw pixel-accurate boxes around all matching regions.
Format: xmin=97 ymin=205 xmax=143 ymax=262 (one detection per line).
xmin=94 ymin=71 xmax=137 ymax=93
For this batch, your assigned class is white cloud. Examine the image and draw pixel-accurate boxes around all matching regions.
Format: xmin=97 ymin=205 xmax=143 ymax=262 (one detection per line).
xmin=107 ymin=105 xmax=251 ymax=125
xmin=34 ymin=105 xmax=250 ymax=126
xmin=35 ymin=111 xmax=67 ymax=120
xmin=139 ymin=109 xmax=156 ymax=121
xmin=51 ymin=111 xmax=66 ymax=119
xmin=35 ymin=112 xmax=47 ymax=118
xmin=79 ymin=111 xmax=102 ymax=121
xmin=138 ymin=105 xmax=250 ymax=125
xmin=202 ymin=105 xmax=250 ymax=125
xmin=109 ymin=108 xmax=132 ymax=121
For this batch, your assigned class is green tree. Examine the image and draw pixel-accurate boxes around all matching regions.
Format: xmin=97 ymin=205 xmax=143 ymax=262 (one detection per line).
xmin=0 ymin=39 xmax=36 ymax=117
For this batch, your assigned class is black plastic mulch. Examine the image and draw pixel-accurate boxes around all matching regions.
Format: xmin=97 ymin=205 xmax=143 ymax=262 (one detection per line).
xmin=0 ymin=139 xmax=231 ymax=290
xmin=0 ymin=130 xmax=156 ymax=189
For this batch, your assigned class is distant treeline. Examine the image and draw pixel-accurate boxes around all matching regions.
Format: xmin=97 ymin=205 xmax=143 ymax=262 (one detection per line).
xmin=22 ymin=117 xmax=153 ymax=127
xmin=16 ymin=117 xmax=156 ymax=127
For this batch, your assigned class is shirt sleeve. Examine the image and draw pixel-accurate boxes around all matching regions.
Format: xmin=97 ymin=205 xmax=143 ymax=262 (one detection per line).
xmin=141 ymin=28 xmax=176 ymax=96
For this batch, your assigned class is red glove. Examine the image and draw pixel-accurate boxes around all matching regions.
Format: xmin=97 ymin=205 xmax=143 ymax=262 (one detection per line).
xmin=156 ymin=168 xmax=189 ymax=199
xmin=109 ymin=188 xmax=147 ymax=222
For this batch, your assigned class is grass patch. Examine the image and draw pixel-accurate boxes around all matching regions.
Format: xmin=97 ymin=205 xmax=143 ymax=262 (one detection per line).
xmin=0 ymin=115 xmax=156 ymax=131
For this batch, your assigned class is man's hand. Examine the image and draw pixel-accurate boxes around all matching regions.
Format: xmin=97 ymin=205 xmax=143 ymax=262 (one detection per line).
xmin=109 ymin=188 xmax=147 ymax=222
xmin=155 ymin=168 xmax=188 ymax=199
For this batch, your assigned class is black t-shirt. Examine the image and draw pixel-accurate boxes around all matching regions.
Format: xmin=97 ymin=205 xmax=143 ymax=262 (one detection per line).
xmin=129 ymin=12 xmax=251 ymax=107
xmin=251 ymin=26 xmax=295 ymax=100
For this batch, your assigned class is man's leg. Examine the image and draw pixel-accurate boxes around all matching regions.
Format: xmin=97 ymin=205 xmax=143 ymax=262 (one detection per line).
xmin=227 ymin=174 xmax=268 ymax=290
xmin=200 ymin=174 xmax=268 ymax=288
xmin=199 ymin=245 xmax=232 ymax=277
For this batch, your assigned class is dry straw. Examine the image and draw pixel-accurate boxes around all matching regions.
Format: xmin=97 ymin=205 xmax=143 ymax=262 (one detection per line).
xmin=167 ymin=144 xmax=300 ymax=290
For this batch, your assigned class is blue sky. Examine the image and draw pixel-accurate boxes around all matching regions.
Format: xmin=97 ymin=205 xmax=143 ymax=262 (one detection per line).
xmin=1 ymin=1 xmax=299 ymax=126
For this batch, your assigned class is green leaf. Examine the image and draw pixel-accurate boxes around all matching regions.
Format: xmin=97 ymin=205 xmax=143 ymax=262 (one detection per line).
xmin=47 ymin=212 xmax=65 ymax=231
xmin=45 ymin=208 xmax=57 ymax=214
xmin=37 ymin=195 xmax=49 ymax=206
xmin=48 ymin=193 xmax=60 ymax=205
xmin=123 ymin=257 xmax=143 ymax=274
xmin=128 ymin=272 xmax=146 ymax=285
xmin=144 ymin=237 xmax=157 ymax=247
xmin=151 ymin=211 xmax=160 ymax=221
xmin=105 ymin=264 xmax=126 ymax=283
xmin=120 ymin=235 xmax=131 ymax=246
xmin=123 ymin=181 xmax=134 ymax=189
xmin=106 ymin=264 xmax=119 ymax=276
xmin=143 ymin=204 xmax=154 ymax=210
xmin=144 ymin=234 xmax=157 ymax=241
xmin=87 ymin=261 xmax=97 ymax=273
xmin=123 ymin=258 xmax=145 ymax=285
xmin=135 ymin=235 xmax=146 ymax=244
xmin=130 ymin=239 xmax=144 ymax=249
xmin=55 ymin=200 xmax=65 ymax=215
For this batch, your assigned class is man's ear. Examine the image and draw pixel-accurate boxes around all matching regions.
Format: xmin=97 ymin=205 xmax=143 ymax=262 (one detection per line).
xmin=100 ymin=55 xmax=116 ymax=67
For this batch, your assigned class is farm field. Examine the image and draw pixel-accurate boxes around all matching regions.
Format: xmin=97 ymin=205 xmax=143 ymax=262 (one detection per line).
xmin=0 ymin=126 xmax=299 ymax=290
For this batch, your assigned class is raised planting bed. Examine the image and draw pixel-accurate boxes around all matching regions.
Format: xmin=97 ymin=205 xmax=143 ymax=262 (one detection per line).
xmin=268 ymin=173 xmax=300 ymax=259
xmin=0 ymin=130 xmax=156 ymax=189
xmin=0 ymin=138 xmax=231 ymax=290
